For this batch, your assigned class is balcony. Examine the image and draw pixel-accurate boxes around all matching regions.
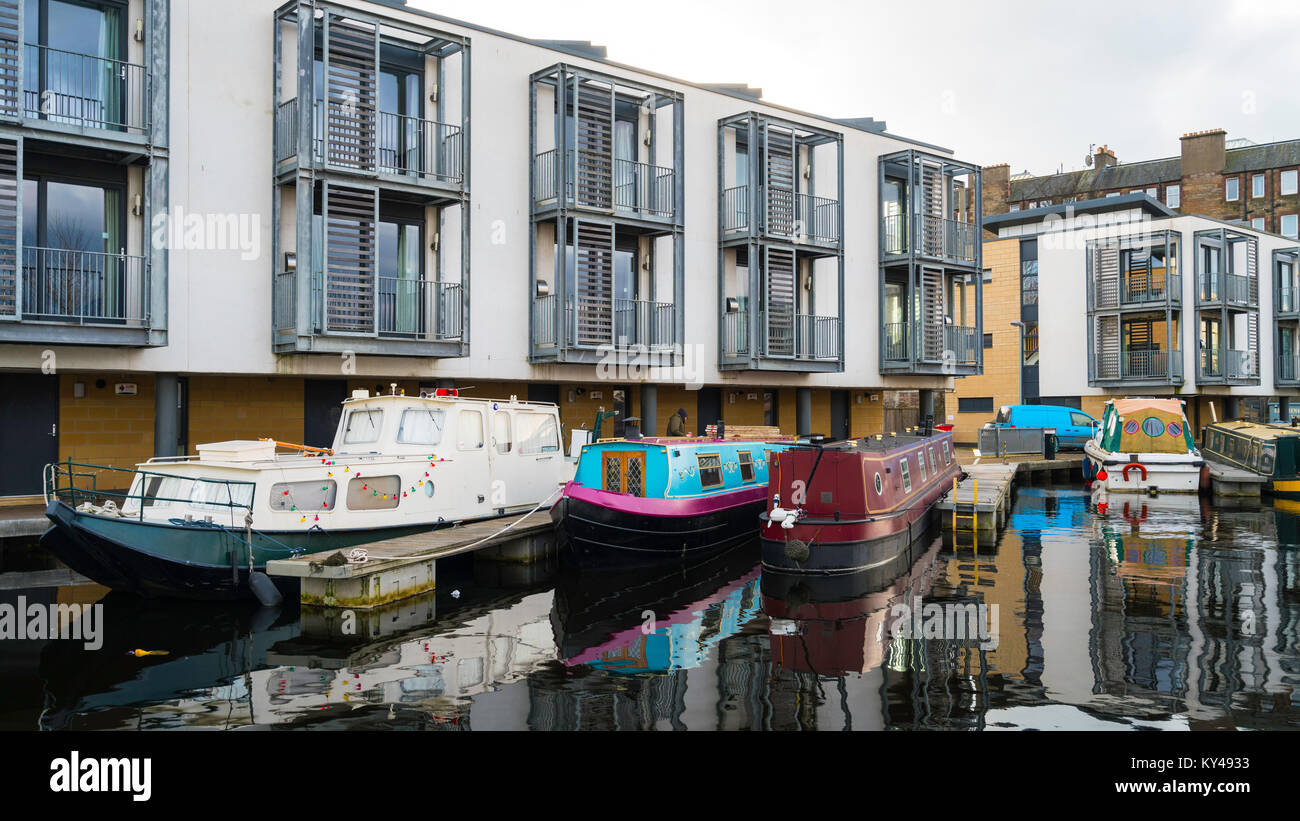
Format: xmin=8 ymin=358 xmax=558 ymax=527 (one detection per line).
xmin=532 ymin=294 xmax=678 ymax=353
xmin=1199 ymin=348 xmax=1256 ymax=381
xmin=721 ymin=184 xmax=840 ymax=246
xmin=275 ymin=99 xmax=464 ymax=186
xmin=532 ymin=149 xmax=676 ymax=220
xmin=718 ymin=310 xmax=840 ymax=363
xmin=22 ymin=44 xmax=150 ymax=138
xmin=881 ymin=213 xmax=977 ymax=264
xmin=882 ymin=321 xmax=981 ymax=369
xmin=15 ymin=246 xmax=149 ymax=326
xmin=304 ymin=271 xmax=463 ymax=342
xmin=1278 ymin=354 xmax=1299 ymax=383
xmin=1094 ymin=349 xmax=1184 ymax=383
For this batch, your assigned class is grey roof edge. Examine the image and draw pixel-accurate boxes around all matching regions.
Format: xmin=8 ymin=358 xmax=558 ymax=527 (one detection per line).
xmin=982 ymin=192 xmax=1177 ymax=230
xmin=369 ymin=0 xmax=956 ymax=154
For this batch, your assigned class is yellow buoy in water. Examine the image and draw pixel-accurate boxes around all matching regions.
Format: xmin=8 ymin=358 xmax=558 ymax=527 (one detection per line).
xmin=128 ymin=649 xmax=170 ymax=657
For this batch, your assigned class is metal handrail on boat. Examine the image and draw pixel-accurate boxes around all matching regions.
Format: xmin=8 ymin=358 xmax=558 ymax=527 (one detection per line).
xmin=45 ymin=459 xmax=257 ymax=527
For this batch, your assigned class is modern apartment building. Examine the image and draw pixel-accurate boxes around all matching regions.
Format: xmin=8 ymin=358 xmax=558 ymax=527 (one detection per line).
xmin=951 ymin=194 xmax=1299 ymax=443
xmin=0 ymin=0 xmax=983 ymax=499
xmin=984 ymin=129 xmax=1300 ymax=240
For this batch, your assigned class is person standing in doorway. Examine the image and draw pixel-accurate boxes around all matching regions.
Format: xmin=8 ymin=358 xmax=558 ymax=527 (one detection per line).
xmin=666 ymin=407 xmax=688 ymax=437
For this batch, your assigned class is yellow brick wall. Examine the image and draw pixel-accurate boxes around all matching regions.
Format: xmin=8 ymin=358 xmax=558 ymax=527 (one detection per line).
xmin=722 ymin=389 xmax=768 ymax=426
xmin=850 ymin=391 xmax=886 ymax=437
xmin=189 ymin=376 xmax=305 ymax=452
xmin=57 ymin=373 xmax=155 ymax=471
xmin=952 ymin=237 xmax=1022 ymax=444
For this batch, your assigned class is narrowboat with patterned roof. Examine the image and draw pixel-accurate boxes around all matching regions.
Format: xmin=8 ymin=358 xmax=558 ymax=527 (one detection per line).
xmin=759 ymin=429 xmax=961 ymax=574
xmin=551 ymin=436 xmax=796 ymax=563
xmin=1201 ymin=420 xmax=1300 ymax=499
xmin=1082 ymin=398 xmax=1202 ymax=493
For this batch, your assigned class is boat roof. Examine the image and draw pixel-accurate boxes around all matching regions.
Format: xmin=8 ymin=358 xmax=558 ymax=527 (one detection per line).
xmin=341 ymin=392 xmax=557 ymax=409
xmin=1108 ymin=397 xmax=1186 ymax=416
xmin=586 ymin=436 xmax=796 ymax=449
xmin=1208 ymin=420 xmax=1300 ymax=440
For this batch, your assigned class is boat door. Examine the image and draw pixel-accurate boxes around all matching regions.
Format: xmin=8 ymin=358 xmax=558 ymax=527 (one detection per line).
xmin=508 ymin=406 xmax=565 ymax=506
xmin=452 ymin=405 xmax=492 ymax=517
xmin=487 ymin=404 xmax=528 ymax=511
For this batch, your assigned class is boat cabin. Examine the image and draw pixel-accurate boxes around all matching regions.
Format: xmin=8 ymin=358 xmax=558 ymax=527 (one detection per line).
xmin=573 ymin=437 xmax=792 ymax=499
xmin=1202 ymin=421 xmax=1300 ymax=479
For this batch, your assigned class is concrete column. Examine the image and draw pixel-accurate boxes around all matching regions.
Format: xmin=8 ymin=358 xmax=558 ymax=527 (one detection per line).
xmin=1280 ymin=396 xmax=1291 ymax=423
xmin=639 ymin=383 xmax=657 ymax=437
xmin=1223 ymin=395 xmax=1239 ymax=421
xmin=154 ymin=373 xmax=179 ymax=457
xmin=796 ymin=387 xmax=812 ymax=436
xmin=918 ymin=389 xmax=935 ymax=428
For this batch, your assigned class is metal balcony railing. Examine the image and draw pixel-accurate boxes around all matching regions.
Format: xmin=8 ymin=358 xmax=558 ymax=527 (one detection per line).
xmin=723 ymin=310 xmax=749 ymax=356
xmin=278 ymin=101 xmax=463 ymax=182
xmin=944 ymin=324 xmax=980 ymax=365
xmin=1120 ymin=349 xmax=1182 ymax=380
xmin=532 ymin=150 xmax=675 ymax=217
xmin=20 ymin=247 xmax=149 ymax=325
xmin=1200 ymin=348 xmax=1255 ymax=379
xmin=614 ymin=159 xmax=675 ymax=217
xmin=309 ymin=272 xmax=461 ymax=340
xmin=720 ymin=184 xmax=840 ymax=244
xmin=1123 ymin=272 xmax=1181 ymax=304
xmin=881 ymin=213 xmax=977 ymax=262
xmin=1278 ymin=354 xmax=1298 ymax=382
xmin=613 ymin=298 xmax=676 ymax=349
xmin=23 ymin=44 xmax=150 ymax=134
xmin=533 ymin=294 xmax=557 ymax=348
xmin=794 ymin=314 xmax=841 ymax=360
xmin=723 ymin=186 xmax=749 ymax=232
xmin=1200 ymin=272 xmax=1254 ymax=305
xmin=883 ymin=321 xmax=909 ymax=361
xmin=1279 ymin=284 xmax=1296 ymax=314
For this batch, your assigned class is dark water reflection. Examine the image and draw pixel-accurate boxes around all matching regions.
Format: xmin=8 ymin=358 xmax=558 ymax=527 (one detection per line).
xmin=2 ymin=487 xmax=1298 ymax=730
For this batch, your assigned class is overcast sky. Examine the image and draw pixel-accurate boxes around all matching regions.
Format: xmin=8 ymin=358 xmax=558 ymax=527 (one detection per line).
xmin=410 ymin=0 xmax=1300 ymax=174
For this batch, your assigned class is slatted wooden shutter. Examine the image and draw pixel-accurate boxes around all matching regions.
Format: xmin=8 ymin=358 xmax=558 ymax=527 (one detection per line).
xmin=573 ymin=77 xmax=613 ymax=210
xmin=1246 ymin=237 xmax=1258 ymax=303
xmin=0 ymin=137 xmax=16 ymax=318
xmin=765 ymin=246 xmax=795 ymax=357
xmin=1247 ymin=313 xmax=1259 ymax=376
xmin=573 ymin=219 xmax=613 ymax=346
xmin=1093 ymin=240 xmax=1119 ymax=309
xmin=324 ymin=15 xmax=378 ymax=172
xmin=921 ymin=266 xmax=944 ymax=361
xmin=0 ymin=2 xmax=19 ymax=121
xmin=1095 ymin=314 xmax=1119 ymax=379
xmin=764 ymin=125 xmax=795 ymax=237
xmin=323 ymin=183 xmax=377 ymax=334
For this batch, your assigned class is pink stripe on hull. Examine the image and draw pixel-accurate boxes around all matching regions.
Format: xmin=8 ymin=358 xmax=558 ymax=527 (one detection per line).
xmin=563 ymin=482 xmax=768 ymax=518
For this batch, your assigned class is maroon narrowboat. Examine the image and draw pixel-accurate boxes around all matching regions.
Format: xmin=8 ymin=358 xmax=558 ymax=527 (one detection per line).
xmin=760 ymin=430 xmax=962 ymax=574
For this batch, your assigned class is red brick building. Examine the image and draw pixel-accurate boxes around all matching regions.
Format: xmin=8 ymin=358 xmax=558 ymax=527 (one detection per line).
xmin=984 ymin=130 xmax=1300 ymax=239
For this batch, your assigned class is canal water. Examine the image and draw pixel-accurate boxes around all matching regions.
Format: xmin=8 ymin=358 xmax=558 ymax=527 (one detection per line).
xmin=1 ymin=486 xmax=1296 ymax=731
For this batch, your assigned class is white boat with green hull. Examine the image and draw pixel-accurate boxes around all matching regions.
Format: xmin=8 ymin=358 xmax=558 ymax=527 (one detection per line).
xmin=42 ymin=389 xmax=572 ymax=601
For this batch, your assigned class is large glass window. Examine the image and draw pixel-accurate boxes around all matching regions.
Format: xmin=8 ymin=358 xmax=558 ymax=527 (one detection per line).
xmin=1225 ymin=177 xmax=1239 ymax=202
xmin=21 ymin=174 xmax=126 ymax=321
xmin=377 ymin=219 xmax=423 ymax=336
xmin=24 ymin=0 xmax=127 ymax=128
xmin=1282 ymin=170 xmax=1298 ymax=197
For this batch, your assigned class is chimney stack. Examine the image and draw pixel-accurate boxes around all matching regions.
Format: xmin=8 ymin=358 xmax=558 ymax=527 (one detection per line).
xmin=1180 ymin=128 xmax=1227 ymax=177
xmin=981 ymin=163 xmax=1010 ymax=221
xmin=1093 ymin=145 xmax=1117 ymax=169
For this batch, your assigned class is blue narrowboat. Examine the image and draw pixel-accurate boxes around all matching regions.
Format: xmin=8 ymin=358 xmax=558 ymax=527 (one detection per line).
xmin=551 ymin=436 xmax=795 ymax=561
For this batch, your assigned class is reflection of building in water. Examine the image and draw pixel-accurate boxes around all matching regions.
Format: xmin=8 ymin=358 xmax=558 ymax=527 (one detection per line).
xmin=1088 ymin=498 xmax=1298 ymax=727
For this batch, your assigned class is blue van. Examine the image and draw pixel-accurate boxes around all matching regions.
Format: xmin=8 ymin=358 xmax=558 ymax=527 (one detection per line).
xmin=993 ymin=404 xmax=1099 ymax=450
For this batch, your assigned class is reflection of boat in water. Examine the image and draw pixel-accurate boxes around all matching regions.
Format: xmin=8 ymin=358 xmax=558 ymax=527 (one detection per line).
xmin=761 ymin=536 xmax=945 ymax=676
xmin=36 ymin=594 xmax=300 ymax=730
xmin=551 ymin=541 xmax=761 ymax=674
xmin=42 ymin=390 xmax=571 ymax=601
xmin=1083 ymin=398 xmax=1202 ymax=493
xmin=760 ymin=431 xmax=960 ymax=574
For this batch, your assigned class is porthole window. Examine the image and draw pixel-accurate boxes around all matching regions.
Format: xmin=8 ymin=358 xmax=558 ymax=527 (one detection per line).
xmin=873 ymin=473 xmax=883 ymax=495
